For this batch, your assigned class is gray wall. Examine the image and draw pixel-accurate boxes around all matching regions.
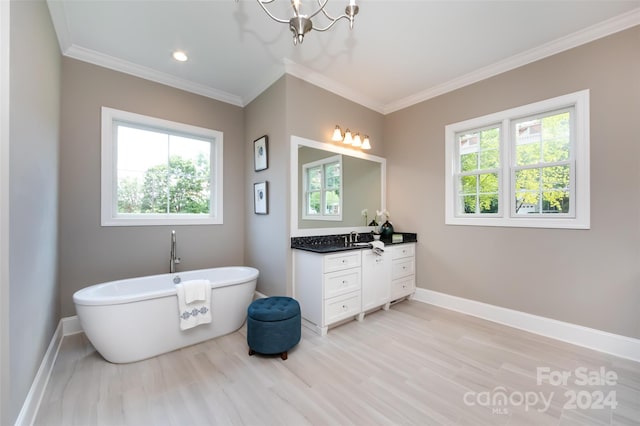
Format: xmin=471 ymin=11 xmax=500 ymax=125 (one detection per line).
xmin=385 ymin=26 xmax=640 ymax=339
xmin=59 ymin=58 xmax=245 ymax=317
xmin=244 ymin=76 xmax=288 ymax=297
xmin=8 ymin=0 xmax=61 ymax=422
xmin=285 ymin=76 xmax=385 ymax=159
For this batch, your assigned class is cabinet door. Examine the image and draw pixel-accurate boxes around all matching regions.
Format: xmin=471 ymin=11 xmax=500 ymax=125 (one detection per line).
xmin=361 ymin=249 xmax=390 ymax=311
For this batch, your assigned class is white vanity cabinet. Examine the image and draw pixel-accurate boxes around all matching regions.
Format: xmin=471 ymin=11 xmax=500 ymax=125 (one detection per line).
xmin=293 ymin=241 xmax=416 ymax=335
xmin=294 ymin=250 xmax=362 ymax=336
xmin=361 ymin=249 xmax=391 ymax=313
xmin=388 ymin=243 xmax=416 ymax=301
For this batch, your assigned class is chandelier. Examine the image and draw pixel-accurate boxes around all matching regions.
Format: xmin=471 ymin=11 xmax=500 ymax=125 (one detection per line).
xmin=244 ymin=0 xmax=360 ymax=45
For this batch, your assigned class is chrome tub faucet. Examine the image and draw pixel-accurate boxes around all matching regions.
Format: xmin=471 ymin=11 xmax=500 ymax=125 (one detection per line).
xmin=170 ymin=230 xmax=181 ymax=274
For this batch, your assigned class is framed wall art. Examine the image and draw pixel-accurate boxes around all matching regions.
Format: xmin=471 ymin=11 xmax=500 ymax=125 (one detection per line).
xmin=254 ymin=135 xmax=268 ymax=172
xmin=254 ymin=181 xmax=268 ymax=214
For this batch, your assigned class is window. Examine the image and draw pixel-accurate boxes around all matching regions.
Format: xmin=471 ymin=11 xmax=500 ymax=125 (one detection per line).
xmin=101 ymin=107 xmax=223 ymax=226
xmin=445 ymin=90 xmax=589 ymax=229
xmin=302 ymin=155 xmax=342 ymax=221
xmin=457 ymin=126 xmax=501 ymax=215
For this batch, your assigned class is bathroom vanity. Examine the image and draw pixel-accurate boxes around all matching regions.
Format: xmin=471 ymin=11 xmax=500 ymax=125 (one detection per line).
xmin=289 ymin=135 xmax=415 ymax=335
xmin=292 ymin=235 xmax=416 ymax=336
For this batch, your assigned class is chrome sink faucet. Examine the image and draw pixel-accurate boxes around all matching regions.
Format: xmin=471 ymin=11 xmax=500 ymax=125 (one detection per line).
xmin=170 ymin=230 xmax=181 ymax=274
xmin=349 ymin=231 xmax=359 ymax=244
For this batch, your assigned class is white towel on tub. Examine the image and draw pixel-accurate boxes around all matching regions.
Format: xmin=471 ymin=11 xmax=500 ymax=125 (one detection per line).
xmin=176 ymin=280 xmax=212 ymax=330
xmin=182 ymin=279 xmax=209 ymax=303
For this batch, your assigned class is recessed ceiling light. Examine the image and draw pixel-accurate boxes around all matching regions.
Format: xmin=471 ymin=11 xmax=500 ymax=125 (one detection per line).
xmin=172 ymin=51 xmax=188 ymax=62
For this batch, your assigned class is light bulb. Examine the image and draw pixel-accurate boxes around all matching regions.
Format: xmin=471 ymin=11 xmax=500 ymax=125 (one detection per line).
xmin=353 ymin=133 xmax=362 ymax=147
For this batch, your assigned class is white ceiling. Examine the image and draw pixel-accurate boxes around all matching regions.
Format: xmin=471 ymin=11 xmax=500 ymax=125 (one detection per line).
xmin=47 ymin=1 xmax=640 ymax=114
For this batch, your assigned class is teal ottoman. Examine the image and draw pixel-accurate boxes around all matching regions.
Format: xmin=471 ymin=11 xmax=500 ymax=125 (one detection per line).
xmin=247 ymin=296 xmax=301 ymax=360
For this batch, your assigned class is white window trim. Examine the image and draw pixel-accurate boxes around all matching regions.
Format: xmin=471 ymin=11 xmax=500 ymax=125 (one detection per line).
xmin=301 ymin=154 xmax=343 ymax=221
xmin=101 ymin=107 xmax=223 ymax=226
xmin=445 ymin=90 xmax=590 ymax=229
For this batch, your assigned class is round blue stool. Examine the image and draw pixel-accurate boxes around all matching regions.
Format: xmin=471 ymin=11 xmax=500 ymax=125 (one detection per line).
xmin=247 ymin=296 xmax=301 ymax=360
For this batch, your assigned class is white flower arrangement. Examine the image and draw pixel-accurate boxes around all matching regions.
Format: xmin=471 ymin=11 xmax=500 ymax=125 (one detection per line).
xmin=361 ymin=209 xmax=369 ymax=226
xmin=376 ymin=209 xmax=390 ymax=223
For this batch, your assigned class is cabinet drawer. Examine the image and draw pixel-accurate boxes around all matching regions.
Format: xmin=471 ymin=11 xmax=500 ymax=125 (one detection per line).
xmin=323 ymin=251 xmax=361 ymax=273
xmin=390 ymin=244 xmax=415 ymax=260
xmin=324 ymin=292 xmax=361 ymax=325
xmin=391 ymin=276 xmax=415 ymax=300
xmin=324 ymin=268 xmax=361 ymax=299
xmin=391 ymin=258 xmax=415 ymax=279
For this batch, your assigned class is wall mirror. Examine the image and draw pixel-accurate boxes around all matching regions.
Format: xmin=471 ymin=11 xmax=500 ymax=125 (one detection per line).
xmin=290 ymin=135 xmax=386 ymax=237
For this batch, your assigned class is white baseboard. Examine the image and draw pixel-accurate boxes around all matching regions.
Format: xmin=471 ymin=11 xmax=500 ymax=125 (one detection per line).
xmin=14 ymin=319 xmax=66 ymax=426
xmin=413 ymin=288 xmax=640 ymax=363
xmin=61 ymin=315 xmax=82 ymax=335
xmin=253 ymin=290 xmax=267 ymax=300
xmin=15 ymin=302 xmax=265 ymax=424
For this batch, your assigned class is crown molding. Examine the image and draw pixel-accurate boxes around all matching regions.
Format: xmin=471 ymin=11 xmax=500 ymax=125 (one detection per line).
xmin=63 ymin=45 xmax=244 ymax=107
xmin=283 ymin=58 xmax=386 ymax=114
xmin=383 ymin=7 xmax=640 ymax=114
xmin=47 ymin=1 xmax=243 ymax=106
xmin=47 ymin=1 xmax=639 ymax=114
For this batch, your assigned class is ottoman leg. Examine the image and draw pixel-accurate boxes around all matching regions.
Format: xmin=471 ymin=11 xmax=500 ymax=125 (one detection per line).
xmin=280 ymin=351 xmax=288 ymax=361
xmin=249 ymin=348 xmax=255 ymax=356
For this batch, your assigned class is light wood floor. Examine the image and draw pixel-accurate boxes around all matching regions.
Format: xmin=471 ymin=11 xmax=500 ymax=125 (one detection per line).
xmin=34 ymin=301 xmax=640 ymax=426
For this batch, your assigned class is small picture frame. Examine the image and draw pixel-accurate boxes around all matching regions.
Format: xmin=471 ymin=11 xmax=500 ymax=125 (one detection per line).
xmin=254 ymin=135 xmax=268 ymax=172
xmin=254 ymin=181 xmax=268 ymax=214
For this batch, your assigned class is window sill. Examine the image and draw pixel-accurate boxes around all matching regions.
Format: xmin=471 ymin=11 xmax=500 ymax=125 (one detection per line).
xmin=445 ymin=215 xmax=589 ymax=229
xmin=101 ymin=215 xmax=222 ymax=227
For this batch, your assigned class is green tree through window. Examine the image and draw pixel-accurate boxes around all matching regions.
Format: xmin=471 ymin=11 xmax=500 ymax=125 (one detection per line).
xmin=302 ymin=155 xmax=342 ymax=220
xmin=514 ymin=111 xmax=571 ymax=214
xmin=458 ymin=127 xmax=500 ymax=214
xmin=118 ymin=155 xmax=210 ymax=214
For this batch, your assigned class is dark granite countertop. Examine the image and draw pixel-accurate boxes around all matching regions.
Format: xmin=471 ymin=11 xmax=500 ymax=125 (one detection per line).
xmin=293 ymin=244 xmax=367 ymax=254
xmin=291 ymin=232 xmax=417 ymax=254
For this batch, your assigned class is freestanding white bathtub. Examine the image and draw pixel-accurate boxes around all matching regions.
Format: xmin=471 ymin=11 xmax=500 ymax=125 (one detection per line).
xmin=73 ymin=266 xmax=258 ymax=363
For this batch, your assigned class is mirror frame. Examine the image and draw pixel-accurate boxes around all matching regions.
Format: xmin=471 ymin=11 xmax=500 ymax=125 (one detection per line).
xmin=290 ymin=135 xmax=386 ymax=237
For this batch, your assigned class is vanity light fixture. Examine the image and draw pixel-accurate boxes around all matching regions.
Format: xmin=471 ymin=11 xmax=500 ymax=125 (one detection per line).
xmin=331 ymin=125 xmax=371 ymax=149
xmin=239 ymin=0 xmax=360 ymax=45
xmin=343 ymin=129 xmax=353 ymax=145
xmin=361 ymin=135 xmax=371 ymax=150
xmin=331 ymin=125 xmax=343 ymax=142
